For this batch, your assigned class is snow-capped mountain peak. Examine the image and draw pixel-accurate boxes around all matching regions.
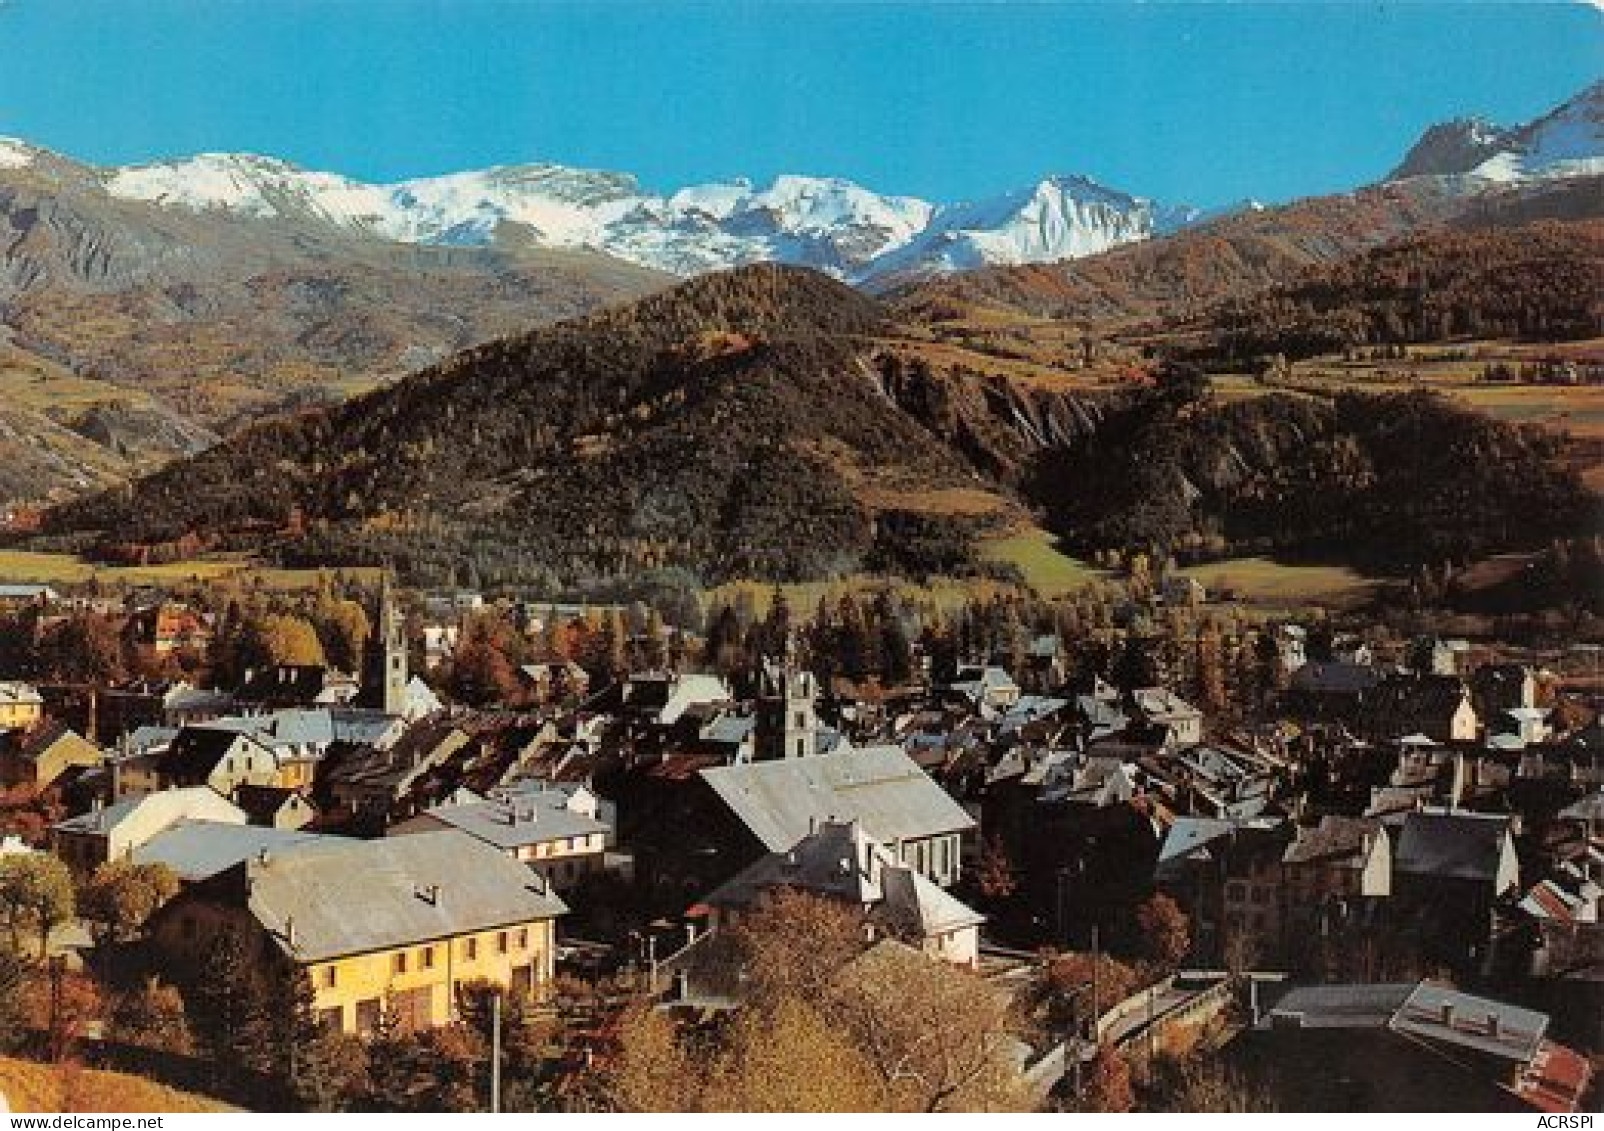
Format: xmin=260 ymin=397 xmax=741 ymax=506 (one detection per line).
xmin=859 ymin=173 xmax=1212 ymax=282
xmin=91 ymin=150 xmax=1193 ymax=282
xmin=1390 ymin=80 xmax=1604 ymax=184
xmin=1388 ymin=117 xmax=1511 ymax=180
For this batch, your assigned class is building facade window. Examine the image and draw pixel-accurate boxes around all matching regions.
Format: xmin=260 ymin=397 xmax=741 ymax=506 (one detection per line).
xmin=355 ymin=997 xmax=382 ymax=1035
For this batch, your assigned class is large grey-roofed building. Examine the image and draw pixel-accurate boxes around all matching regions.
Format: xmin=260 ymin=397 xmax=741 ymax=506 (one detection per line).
xmin=132 ymin=819 xmax=335 ymax=882
xmin=229 ymin=830 xmax=568 ymax=962
xmin=701 ymin=746 xmax=974 ymax=887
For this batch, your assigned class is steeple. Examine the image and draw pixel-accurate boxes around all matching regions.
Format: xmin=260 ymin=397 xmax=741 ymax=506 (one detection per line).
xmin=375 ymin=573 xmax=408 ymax=716
xmin=753 ymin=632 xmax=819 ymax=761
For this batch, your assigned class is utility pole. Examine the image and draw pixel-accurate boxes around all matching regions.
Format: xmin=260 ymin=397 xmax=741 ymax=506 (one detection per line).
xmin=1055 ymin=868 xmax=1068 ymax=944
xmin=490 ymin=991 xmax=502 ymax=1114
xmin=1147 ymin=982 xmax=1157 ymax=1066
xmin=47 ymin=956 xmax=65 ymax=1063
xmin=1090 ymin=924 xmax=1100 ymax=1043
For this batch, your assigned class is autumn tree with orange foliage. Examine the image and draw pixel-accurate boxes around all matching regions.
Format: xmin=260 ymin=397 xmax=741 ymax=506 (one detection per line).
xmin=1078 ymin=1045 xmax=1135 ymax=1112
xmin=832 ymin=940 xmax=1028 ymax=1112
xmin=21 ymin=969 xmax=103 ymax=1063
xmin=728 ymin=886 xmax=869 ymax=1009
xmin=446 ymin=613 xmax=526 ymax=706
xmin=594 ymin=891 xmax=1030 ymax=1112
xmin=1135 ymin=892 xmax=1192 ymax=970
xmin=1043 ymin=950 xmax=1141 ymax=1032
xmin=976 ymin=836 xmax=1018 ymax=902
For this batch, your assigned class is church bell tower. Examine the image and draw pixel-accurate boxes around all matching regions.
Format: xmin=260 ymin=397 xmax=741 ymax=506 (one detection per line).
xmin=753 ymin=634 xmax=820 ymax=761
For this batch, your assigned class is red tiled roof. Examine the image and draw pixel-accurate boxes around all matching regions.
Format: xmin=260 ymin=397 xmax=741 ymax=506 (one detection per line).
xmin=1515 ymin=1040 xmax=1594 ymax=1114
xmin=647 ymin=753 xmax=722 ymax=781
xmin=1525 ymin=881 xmax=1577 ymax=923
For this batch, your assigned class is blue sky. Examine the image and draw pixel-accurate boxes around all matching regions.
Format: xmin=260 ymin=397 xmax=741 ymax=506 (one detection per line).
xmin=0 ymin=1 xmax=1597 ymax=206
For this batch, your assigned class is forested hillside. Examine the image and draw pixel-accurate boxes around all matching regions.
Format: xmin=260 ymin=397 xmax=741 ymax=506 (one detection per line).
xmin=1028 ymin=374 xmax=1596 ymax=569
xmin=44 ymin=267 xmax=1009 ymax=590
xmin=39 ymin=261 xmax=1600 ymax=593
xmin=1176 ymin=219 xmax=1602 ymax=365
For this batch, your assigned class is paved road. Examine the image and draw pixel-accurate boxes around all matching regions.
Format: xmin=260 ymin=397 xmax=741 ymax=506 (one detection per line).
xmin=1069 ymin=978 xmax=1221 ymax=1061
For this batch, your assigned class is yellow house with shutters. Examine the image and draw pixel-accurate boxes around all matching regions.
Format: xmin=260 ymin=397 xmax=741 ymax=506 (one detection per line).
xmin=151 ymin=829 xmax=567 ymax=1035
xmin=0 ymin=722 xmax=103 ymax=790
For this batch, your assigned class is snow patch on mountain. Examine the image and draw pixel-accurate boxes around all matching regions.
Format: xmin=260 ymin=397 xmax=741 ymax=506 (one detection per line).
xmin=0 ymin=138 xmax=35 ymax=170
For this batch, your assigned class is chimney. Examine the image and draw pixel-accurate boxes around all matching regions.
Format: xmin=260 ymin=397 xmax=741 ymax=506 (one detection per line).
xmin=1439 ymin=1001 xmax=1455 ymax=1028
xmin=286 ymin=917 xmax=297 ymax=948
xmin=685 ymin=922 xmax=698 ymax=947
xmin=1486 ymin=1011 xmax=1500 ymax=1039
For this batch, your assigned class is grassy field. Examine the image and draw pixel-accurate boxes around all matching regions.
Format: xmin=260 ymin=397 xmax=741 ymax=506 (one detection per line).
xmin=0 ymin=1055 xmax=232 ymax=1113
xmin=0 ymin=550 xmax=381 ymax=590
xmin=704 ymin=527 xmax=1106 ymax=613
xmin=1182 ymin=556 xmax=1381 ymax=611
xmin=1269 ymin=341 xmax=1604 ymax=431
xmin=980 ymin=528 xmax=1105 ymax=596
xmin=1448 ymin=383 xmax=1604 ymax=441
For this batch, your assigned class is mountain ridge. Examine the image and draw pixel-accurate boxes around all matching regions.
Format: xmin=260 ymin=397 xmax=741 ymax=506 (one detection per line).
xmin=39 ymin=249 xmax=1598 ymax=592
xmin=0 ymin=137 xmax=1211 ymax=285
xmin=1389 ymin=81 xmax=1604 ymax=182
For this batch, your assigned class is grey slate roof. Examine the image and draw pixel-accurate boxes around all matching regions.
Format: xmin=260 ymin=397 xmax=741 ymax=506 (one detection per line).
xmin=236 ymin=829 xmax=568 ymax=961
xmin=1283 ymin=816 xmax=1384 ymax=866
xmin=700 ymin=818 xmax=983 ymax=939
xmin=1028 ymin=634 xmax=1062 ymax=659
xmin=164 ymin=687 xmax=236 ymax=714
xmin=1389 ymin=982 xmax=1548 ymax=1064
xmin=133 ymin=819 xmax=333 ymax=882
xmin=122 ymin=726 xmax=179 ymax=755
xmin=0 ymin=584 xmax=57 ymax=600
xmin=413 ymin=793 xmax=608 ymax=850
xmin=209 ymin=710 xmax=336 ymax=750
xmin=1156 ymin=816 xmax=1286 ymax=872
xmin=700 ymin=713 xmax=756 ymax=747
xmin=1288 ymin=661 xmax=1382 ymax=695
xmin=1260 ymin=982 xmax=1416 ymax=1029
xmin=1394 ymin=810 xmax=1511 ymax=882
xmin=700 ymin=746 xmax=975 ymax=852
xmin=54 ymin=793 xmax=148 ymax=835
xmin=1156 ymin=817 xmax=1239 ymax=867
xmin=329 ymin=708 xmax=405 ymax=747
xmin=1559 ymin=790 xmax=1604 ymax=822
